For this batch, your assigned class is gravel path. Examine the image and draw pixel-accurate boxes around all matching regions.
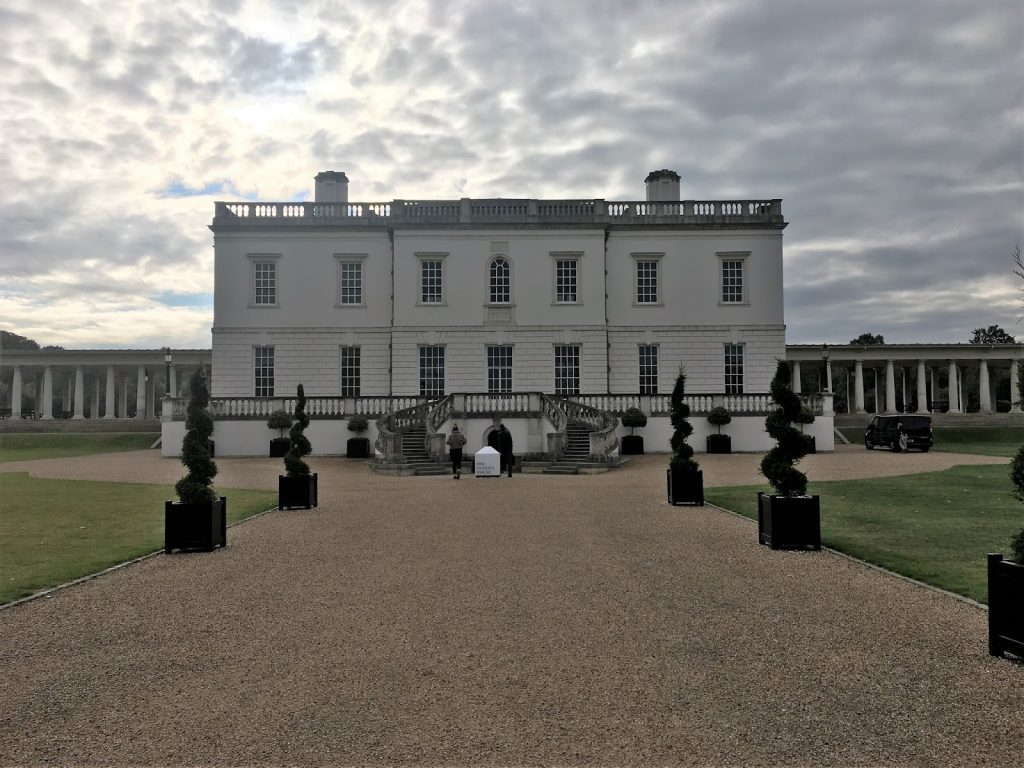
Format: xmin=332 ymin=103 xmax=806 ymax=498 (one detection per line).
xmin=0 ymin=448 xmax=1020 ymax=766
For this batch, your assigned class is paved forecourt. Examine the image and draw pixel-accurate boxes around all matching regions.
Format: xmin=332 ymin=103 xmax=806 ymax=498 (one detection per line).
xmin=0 ymin=449 xmax=1020 ymax=766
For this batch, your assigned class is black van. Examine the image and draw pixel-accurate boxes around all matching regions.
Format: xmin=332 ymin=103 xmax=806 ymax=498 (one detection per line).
xmin=864 ymin=414 xmax=933 ymax=452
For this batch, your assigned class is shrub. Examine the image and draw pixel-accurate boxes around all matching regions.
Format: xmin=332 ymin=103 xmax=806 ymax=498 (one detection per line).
xmin=174 ymin=367 xmax=217 ymax=505
xmin=347 ymin=414 xmax=369 ymax=433
xmin=669 ymin=368 xmax=699 ymax=471
xmin=760 ymin=360 xmax=813 ymax=496
xmin=266 ymin=409 xmax=291 ymax=438
xmin=1011 ymin=529 xmax=1024 ymax=566
xmin=706 ymin=406 xmax=732 ymax=434
xmin=1009 ymin=445 xmax=1024 ymax=564
xmin=283 ymin=384 xmax=312 ymax=476
xmin=621 ymin=407 xmax=648 ymax=435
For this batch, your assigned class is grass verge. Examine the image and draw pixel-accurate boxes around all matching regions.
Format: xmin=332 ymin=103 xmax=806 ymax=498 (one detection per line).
xmin=706 ymin=464 xmax=1021 ymax=604
xmin=838 ymin=426 xmax=1024 ymax=458
xmin=0 ymin=473 xmax=276 ymax=605
xmin=0 ymin=433 xmax=159 ymax=463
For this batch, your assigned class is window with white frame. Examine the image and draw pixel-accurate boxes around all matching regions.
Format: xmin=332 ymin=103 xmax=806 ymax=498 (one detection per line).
xmin=487 ymin=345 xmax=513 ymax=393
xmin=721 ymin=257 xmax=745 ymax=304
xmin=339 ymin=261 xmax=363 ymax=305
xmin=724 ymin=344 xmax=744 ymax=394
xmin=555 ymin=258 xmax=577 ymax=303
xmin=254 ymin=346 xmax=274 ymax=396
xmin=420 ymin=259 xmax=444 ymax=304
xmin=636 ymin=259 xmax=659 ymax=304
xmin=639 ymin=345 xmax=658 ymax=394
xmin=419 ymin=346 xmax=445 ymax=397
xmin=339 ymin=346 xmax=360 ymax=397
xmin=554 ymin=345 xmax=580 ymax=395
xmin=253 ymin=260 xmax=277 ymax=305
xmin=489 ymin=257 xmax=510 ymax=304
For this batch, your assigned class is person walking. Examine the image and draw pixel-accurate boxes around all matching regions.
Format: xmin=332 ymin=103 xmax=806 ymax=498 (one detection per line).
xmin=498 ymin=423 xmax=514 ymax=477
xmin=447 ymin=424 xmax=467 ymax=479
xmin=896 ymin=421 xmax=908 ymax=453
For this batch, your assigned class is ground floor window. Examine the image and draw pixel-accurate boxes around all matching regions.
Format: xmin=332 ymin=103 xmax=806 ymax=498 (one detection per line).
xmin=255 ymin=346 xmax=274 ymax=397
xmin=639 ymin=345 xmax=658 ymax=394
xmin=340 ymin=346 xmax=360 ymax=397
xmin=724 ymin=344 xmax=744 ymax=394
xmin=554 ymin=345 xmax=580 ymax=395
xmin=487 ymin=345 xmax=512 ymax=393
xmin=419 ymin=346 xmax=445 ymax=397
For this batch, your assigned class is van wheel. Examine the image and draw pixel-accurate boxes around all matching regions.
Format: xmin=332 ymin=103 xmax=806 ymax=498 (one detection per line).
xmin=865 ymin=439 xmax=873 ymax=449
xmin=891 ymin=441 xmax=900 ymax=452
xmin=920 ymin=447 xmax=930 ymax=453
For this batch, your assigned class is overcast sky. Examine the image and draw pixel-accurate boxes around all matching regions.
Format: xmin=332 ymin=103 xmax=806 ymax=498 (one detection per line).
xmin=1 ymin=0 xmax=1021 ymax=349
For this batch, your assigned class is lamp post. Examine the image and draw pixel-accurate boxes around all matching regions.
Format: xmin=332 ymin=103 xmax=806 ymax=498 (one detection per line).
xmin=163 ymin=347 xmax=173 ymax=398
xmin=820 ymin=343 xmax=831 ymax=394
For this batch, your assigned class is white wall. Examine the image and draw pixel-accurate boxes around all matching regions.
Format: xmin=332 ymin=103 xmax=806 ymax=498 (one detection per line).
xmin=162 ymin=417 xmax=381 ymax=458
xmin=618 ymin=415 xmax=836 ymax=454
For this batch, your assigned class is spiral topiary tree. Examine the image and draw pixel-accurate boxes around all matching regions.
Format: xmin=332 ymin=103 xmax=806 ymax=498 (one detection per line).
xmin=760 ymin=360 xmax=812 ymax=496
xmin=283 ymin=383 xmax=312 ymax=476
xmin=1009 ymin=446 xmax=1024 ymax=565
xmin=175 ymin=367 xmax=217 ymax=505
xmin=669 ymin=367 xmax=699 ymax=471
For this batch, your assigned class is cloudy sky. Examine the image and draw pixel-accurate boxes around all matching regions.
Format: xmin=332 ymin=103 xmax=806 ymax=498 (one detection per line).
xmin=1 ymin=0 xmax=1021 ymax=349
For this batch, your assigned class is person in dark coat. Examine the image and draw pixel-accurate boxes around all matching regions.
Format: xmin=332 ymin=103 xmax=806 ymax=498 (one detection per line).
xmin=447 ymin=424 xmax=467 ymax=479
xmin=498 ymin=424 xmax=514 ymax=477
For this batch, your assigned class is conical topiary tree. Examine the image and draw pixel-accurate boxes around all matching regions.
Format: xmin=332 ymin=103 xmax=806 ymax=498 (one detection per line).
xmin=669 ymin=367 xmax=699 ymax=471
xmin=175 ymin=367 xmax=217 ymax=505
xmin=760 ymin=360 xmax=813 ymax=496
xmin=283 ymin=383 xmax=312 ymax=476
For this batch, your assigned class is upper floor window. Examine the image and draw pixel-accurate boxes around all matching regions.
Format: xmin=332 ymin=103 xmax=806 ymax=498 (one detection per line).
xmin=720 ymin=254 xmax=747 ymax=304
xmin=555 ymin=258 xmax=578 ymax=304
xmin=724 ymin=344 xmax=744 ymax=394
xmin=339 ymin=260 xmax=363 ymax=305
xmin=489 ymin=257 xmax=510 ymax=304
xmin=252 ymin=259 xmax=278 ymax=306
xmin=636 ymin=259 xmax=660 ymax=304
xmin=554 ymin=345 xmax=580 ymax=395
xmin=254 ymin=346 xmax=274 ymax=396
xmin=487 ymin=345 xmax=513 ymax=393
xmin=639 ymin=345 xmax=658 ymax=394
xmin=420 ymin=257 xmax=445 ymax=304
xmin=419 ymin=346 xmax=445 ymax=397
xmin=339 ymin=346 xmax=360 ymax=397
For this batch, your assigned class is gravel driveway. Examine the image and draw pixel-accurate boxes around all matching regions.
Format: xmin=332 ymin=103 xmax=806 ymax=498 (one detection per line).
xmin=0 ymin=447 xmax=1020 ymax=766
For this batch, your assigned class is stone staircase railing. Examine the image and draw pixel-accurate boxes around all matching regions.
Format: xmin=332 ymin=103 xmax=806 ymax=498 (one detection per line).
xmin=374 ymin=398 xmax=438 ymax=463
xmin=540 ymin=393 xmax=568 ymax=461
xmin=555 ymin=397 xmax=619 ymax=462
xmin=425 ymin=394 xmax=454 ymax=461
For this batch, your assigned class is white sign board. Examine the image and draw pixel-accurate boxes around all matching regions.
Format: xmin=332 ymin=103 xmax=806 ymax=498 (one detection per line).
xmin=474 ymin=446 xmax=501 ymax=477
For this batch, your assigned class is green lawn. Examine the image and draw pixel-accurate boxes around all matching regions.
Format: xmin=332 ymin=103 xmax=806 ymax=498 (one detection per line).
xmin=706 ymin=464 xmax=1022 ymax=604
xmin=0 ymin=473 xmax=276 ymax=604
xmin=839 ymin=426 xmax=1024 ymax=457
xmin=0 ymin=433 xmax=159 ymax=462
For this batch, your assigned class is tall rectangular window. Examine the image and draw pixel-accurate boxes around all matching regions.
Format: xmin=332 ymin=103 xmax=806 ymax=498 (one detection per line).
xmin=254 ymin=261 xmax=277 ymax=305
xmin=487 ymin=345 xmax=513 ymax=393
xmin=722 ymin=259 xmax=744 ymax=303
xmin=554 ymin=345 xmax=580 ymax=395
xmin=489 ymin=258 xmax=511 ymax=304
xmin=339 ymin=262 xmax=362 ymax=305
xmin=421 ymin=259 xmax=443 ymax=304
xmin=724 ymin=344 xmax=744 ymax=394
xmin=639 ymin=345 xmax=658 ymax=394
xmin=636 ymin=260 xmax=659 ymax=304
xmin=419 ymin=346 xmax=445 ymax=397
xmin=255 ymin=346 xmax=274 ymax=396
xmin=340 ymin=346 xmax=360 ymax=397
xmin=555 ymin=259 xmax=577 ymax=303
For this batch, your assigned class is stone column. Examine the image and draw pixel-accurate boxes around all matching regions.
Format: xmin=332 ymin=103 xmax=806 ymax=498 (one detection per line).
xmin=825 ymin=360 xmax=833 ymax=392
xmin=979 ymin=360 xmax=991 ymax=412
xmin=10 ymin=366 xmax=22 ymax=419
xmin=1011 ymin=361 xmax=1021 ymax=412
xmin=916 ymin=360 xmax=928 ymax=413
xmin=169 ymin=365 xmax=177 ymax=398
xmin=104 ymin=366 xmax=116 ymax=419
xmin=41 ymin=366 xmax=54 ymax=419
xmin=136 ymin=366 xmax=146 ymax=419
xmin=792 ymin=361 xmax=802 ymax=394
xmin=91 ymin=376 xmax=100 ymax=419
xmin=885 ymin=360 xmax=896 ymax=413
xmin=121 ymin=374 xmax=129 ymax=418
xmin=930 ymin=368 xmax=937 ymax=411
xmin=947 ymin=361 xmax=960 ymax=413
xmin=854 ymin=360 xmax=865 ymax=413
xmin=63 ymin=373 xmax=73 ymax=416
xmin=146 ymin=372 xmax=155 ymax=418
xmin=73 ymin=366 xmax=85 ymax=419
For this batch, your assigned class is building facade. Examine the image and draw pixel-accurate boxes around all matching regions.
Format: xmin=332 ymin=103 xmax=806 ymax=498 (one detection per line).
xmin=210 ymin=170 xmax=787 ymax=400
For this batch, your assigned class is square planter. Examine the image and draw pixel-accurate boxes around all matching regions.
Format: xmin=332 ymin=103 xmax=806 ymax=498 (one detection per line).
xmin=988 ymin=553 xmax=1024 ymax=658
xmin=269 ymin=438 xmax=290 ymax=458
xmin=758 ymin=492 xmax=821 ymax=550
xmin=279 ymin=472 xmax=318 ymax=510
xmin=347 ymin=437 xmax=371 ymax=459
xmin=706 ymin=434 xmax=732 ymax=454
xmin=165 ymin=497 xmax=227 ymax=553
xmin=667 ymin=466 xmax=704 ymax=506
xmin=621 ymin=435 xmax=645 ymax=455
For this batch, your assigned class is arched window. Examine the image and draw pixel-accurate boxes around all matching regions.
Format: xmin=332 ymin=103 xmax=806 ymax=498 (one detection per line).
xmin=489 ymin=257 xmax=510 ymax=304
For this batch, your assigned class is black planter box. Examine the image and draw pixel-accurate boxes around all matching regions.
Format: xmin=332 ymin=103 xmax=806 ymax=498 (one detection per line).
xmin=279 ymin=472 xmax=318 ymax=510
xmin=621 ymin=435 xmax=645 ymax=455
xmin=347 ymin=437 xmax=371 ymax=459
xmin=758 ymin=493 xmax=821 ymax=550
xmin=804 ymin=434 xmax=817 ymax=454
xmin=707 ymin=434 xmax=732 ymax=454
xmin=988 ymin=553 xmax=1024 ymax=658
xmin=165 ymin=497 xmax=227 ymax=553
xmin=667 ymin=466 xmax=704 ymax=506
xmin=269 ymin=437 xmax=290 ymax=458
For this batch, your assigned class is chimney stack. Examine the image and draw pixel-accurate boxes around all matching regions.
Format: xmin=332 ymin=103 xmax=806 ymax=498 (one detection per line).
xmin=315 ymin=171 xmax=349 ymax=203
xmin=644 ymin=169 xmax=681 ymax=202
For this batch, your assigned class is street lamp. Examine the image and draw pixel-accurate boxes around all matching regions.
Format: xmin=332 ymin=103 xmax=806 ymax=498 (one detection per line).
xmin=163 ymin=347 xmax=173 ymax=398
xmin=820 ymin=344 xmax=831 ymax=394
